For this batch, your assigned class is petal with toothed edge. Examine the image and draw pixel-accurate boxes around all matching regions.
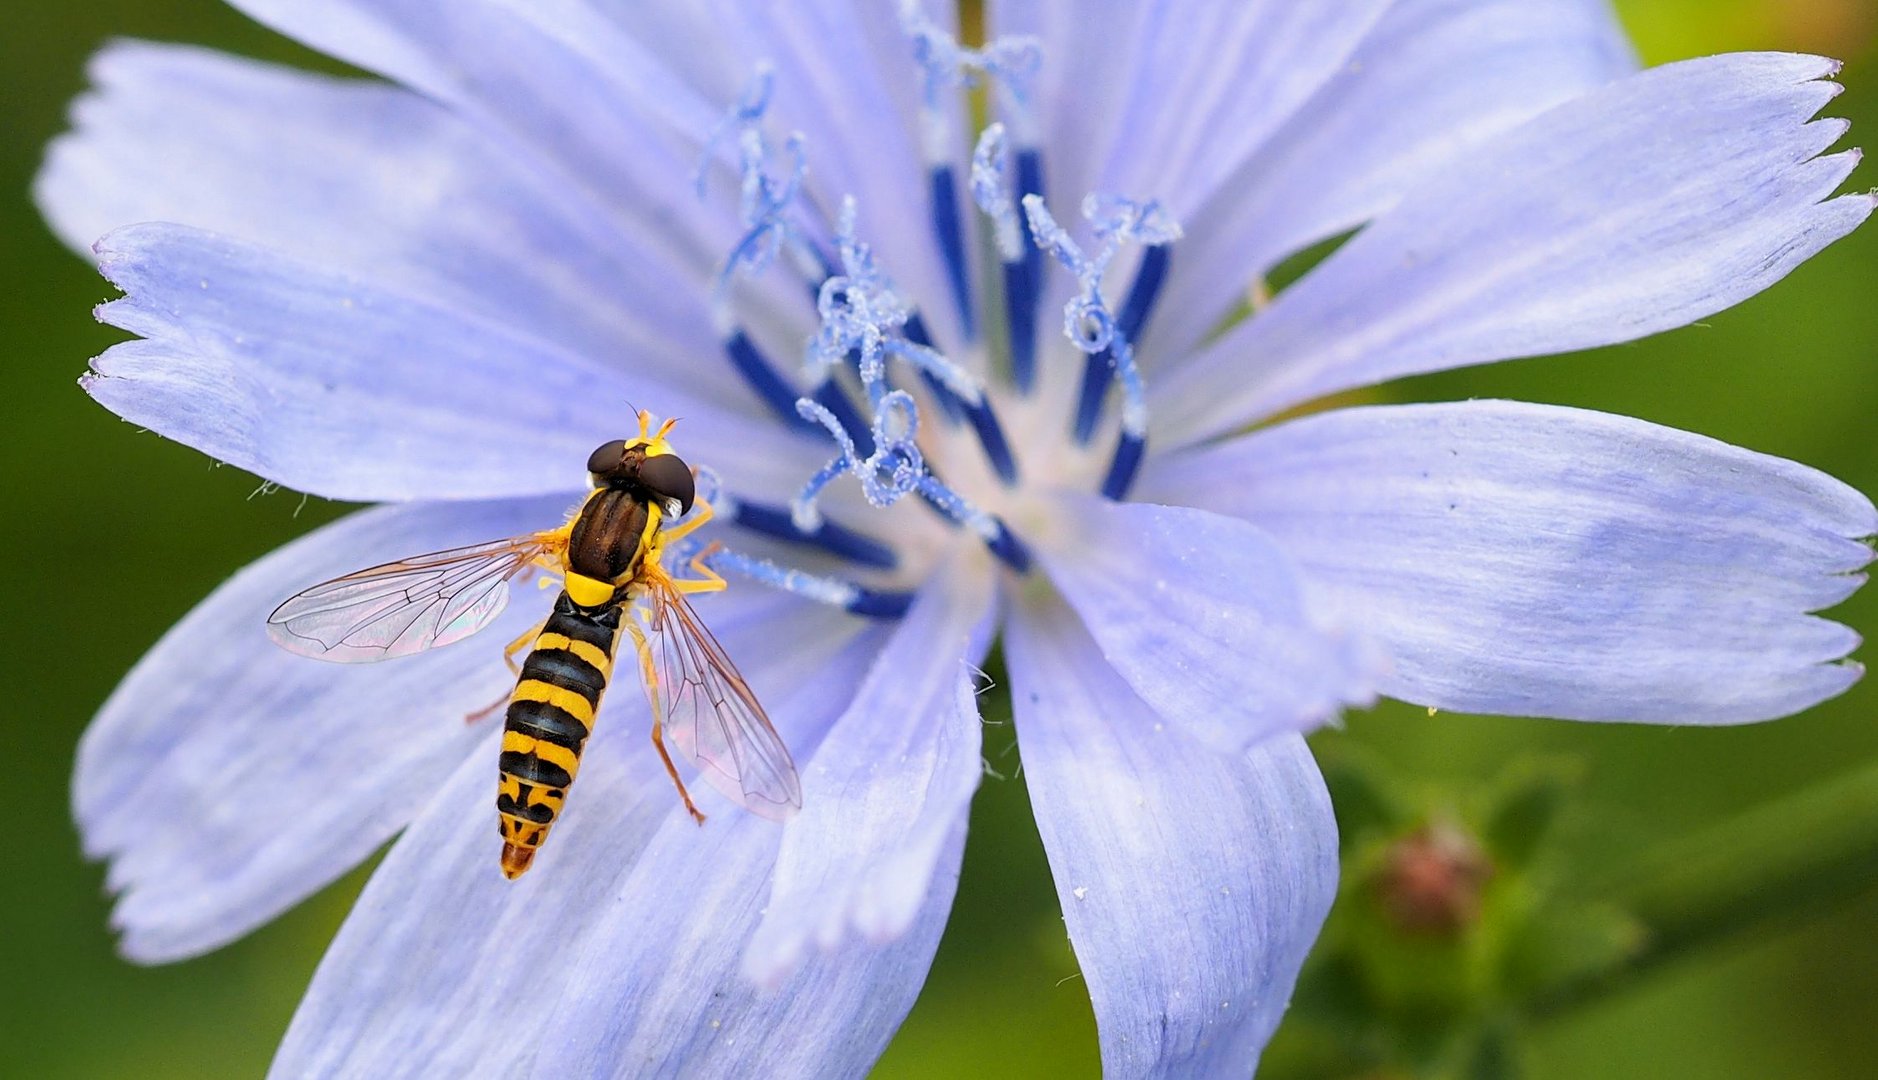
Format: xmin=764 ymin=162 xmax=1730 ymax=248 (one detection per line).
xmin=270 ymin=591 xmax=884 ymax=1079
xmin=87 ymin=223 xmax=821 ymax=503
xmin=1155 ymin=52 xmax=1874 ymax=444
xmin=1037 ymin=494 xmax=1380 ymax=752
xmin=1007 ymin=593 xmax=1339 ymax=1079
xmin=78 ymin=496 xmax=568 ymax=963
xmin=1145 ymin=0 xmax=1637 ymax=366
xmin=1141 ymin=400 xmax=1875 ymax=725
xmin=34 ymin=42 xmax=753 ymax=404
xmin=744 ymin=551 xmax=996 ymax=985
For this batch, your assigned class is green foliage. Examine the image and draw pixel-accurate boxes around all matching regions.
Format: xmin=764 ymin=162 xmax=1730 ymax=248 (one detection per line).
xmin=1265 ymin=745 xmax=1650 ymax=1080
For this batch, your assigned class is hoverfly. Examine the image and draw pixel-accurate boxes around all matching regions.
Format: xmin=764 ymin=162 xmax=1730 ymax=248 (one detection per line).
xmin=266 ymin=412 xmax=801 ymax=878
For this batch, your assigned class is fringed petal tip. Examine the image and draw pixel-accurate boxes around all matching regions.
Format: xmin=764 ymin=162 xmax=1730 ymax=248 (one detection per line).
xmin=1157 ymin=51 xmax=1873 ymax=446
xmin=1147 ymin=400 xmax=1875 ymax=726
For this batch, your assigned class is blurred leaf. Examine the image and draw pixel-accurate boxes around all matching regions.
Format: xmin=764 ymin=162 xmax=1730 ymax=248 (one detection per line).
xmin=1317 ymin=738 xmax=1420 ymax=844
xmin=1465 ymin=1017 xmax=1526 ymax=1080
xmin=1481 ymin=758 xmax=1582 ymax=871
xmin=1502 ymin=901 xmax=1647 ymax=1002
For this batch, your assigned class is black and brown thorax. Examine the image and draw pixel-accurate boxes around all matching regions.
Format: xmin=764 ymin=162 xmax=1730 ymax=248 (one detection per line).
xmin=560 ymin=436 xmax=697 ymax=609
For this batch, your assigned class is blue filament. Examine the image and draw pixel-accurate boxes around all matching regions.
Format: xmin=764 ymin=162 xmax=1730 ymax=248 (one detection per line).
xmin=1015 ymin=149 xmax=1047 ymax=230
xmin=722 ymin=329 xmax=873 ymax=456
xmin=1099 ymin=338 xmax=1149 ymax=500
xmin=1103 ymin=431 xmax=1147 ymax=501
xmin=904 ymin=312 xmax=965 ymax=424
xmin=669 ymin=473 xmax=908 ymax=614
xmin=1116 ymin=240 xmax=1171 ymax=340
xmin=702 ymin=546 xmax=914 ymax=619
xmin=983 ymin=517 xmax=1035 ymax=574
xmin=1070 ymin=354 xmax=1108 ymax=445
xmin=1011 ymin=146 xmax=1047 ymax=389
xmin=1001 ymin=260 xmax=1039 ymax=392
xmin=928 ymin=165 xmax=977 ymax=341
xmin=1024 ymin=193 xmax=1178 ymax=501
xmin=723 ymin=329 xmax=810 ymax=429
xmin=840 ymin=585 xmax=919 ymax=619
xmin=971 ymin=125 xmax=1045 ymax=393
xmin=725 ymin=498 xmax=899 ymax=569
xmin=962 ymin=399 xmax=1018 ymax=484
xmin=901 ymin=6 xmax=1043 ymax=347
xmin=1074 ymin=244 xmax=1171 ymax=443
xmin=901 ymin=7 xmax=978 ymax=342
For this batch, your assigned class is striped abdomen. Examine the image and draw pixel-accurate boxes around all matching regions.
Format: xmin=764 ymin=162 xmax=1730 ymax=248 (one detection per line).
xmin=496 ymin=591 xmax=622 ymax=878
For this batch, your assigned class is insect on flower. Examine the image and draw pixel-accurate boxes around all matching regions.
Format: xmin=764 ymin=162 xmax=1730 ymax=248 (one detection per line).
xmin=265 ymin=410 xmax=800 ymax=878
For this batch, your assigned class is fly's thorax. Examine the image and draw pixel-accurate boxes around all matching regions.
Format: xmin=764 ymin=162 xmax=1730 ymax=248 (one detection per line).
xmin=567 ymin=487 xmax=653 ymax=589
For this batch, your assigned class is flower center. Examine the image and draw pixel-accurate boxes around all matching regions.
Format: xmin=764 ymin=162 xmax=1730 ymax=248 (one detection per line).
xmin=676 ymin=11 xmax=1179 ymax=617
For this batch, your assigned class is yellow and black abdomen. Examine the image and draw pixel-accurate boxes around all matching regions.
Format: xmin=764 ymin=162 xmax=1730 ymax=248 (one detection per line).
xmin=496 ymin=591 xmax=622 ymax=878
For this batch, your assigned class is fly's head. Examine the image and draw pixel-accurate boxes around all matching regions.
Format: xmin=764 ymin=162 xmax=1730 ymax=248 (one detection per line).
xmin=586 ymin=414 xmax=696 ymax=520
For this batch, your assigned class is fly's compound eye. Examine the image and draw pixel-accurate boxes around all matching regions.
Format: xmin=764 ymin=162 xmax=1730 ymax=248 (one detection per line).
xmin=585 ymin=439 xmax=630 ymax=484
xmin=637 ymin=453 xmax=696 ymax=516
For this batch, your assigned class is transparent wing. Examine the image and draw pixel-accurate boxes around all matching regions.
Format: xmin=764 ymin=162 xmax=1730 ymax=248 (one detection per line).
xmin=267 ymin=534 xmax=557 ymax=663
xmin=644 ymin=575 xmax=802 ymax=820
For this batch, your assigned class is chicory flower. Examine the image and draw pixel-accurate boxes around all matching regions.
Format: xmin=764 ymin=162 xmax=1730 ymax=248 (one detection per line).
xmin=39 ymin=1 xmax=1873 ymax=1075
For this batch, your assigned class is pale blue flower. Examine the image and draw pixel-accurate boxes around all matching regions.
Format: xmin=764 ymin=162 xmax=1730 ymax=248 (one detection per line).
xmin=38 ymin=2 xmax=1875 ymax=1076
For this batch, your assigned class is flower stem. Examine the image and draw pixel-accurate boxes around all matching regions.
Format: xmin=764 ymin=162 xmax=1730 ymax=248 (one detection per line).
xmin=1533 ymin=756 xmax=1878 ymax=1019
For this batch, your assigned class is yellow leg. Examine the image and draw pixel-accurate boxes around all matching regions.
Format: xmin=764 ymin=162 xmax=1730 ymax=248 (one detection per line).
xmin=675 ymin=543 xmax=729 ymax=595
xmin=628 ymin=621 xmax=707 ymax=825
xmin=465 ymin=615 xmax=548 ymax=724
xmin=658 ymin=495 xmax=717 ymax=544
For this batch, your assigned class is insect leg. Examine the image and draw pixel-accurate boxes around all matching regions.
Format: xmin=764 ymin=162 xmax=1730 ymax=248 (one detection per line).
xmin=675 ymin=541 xmax=730 ymax=596
xmin=464 ymin=615 xmax=549 ymax=724
xmin=628 ymin=621 xmax=707 ymax=825
xmin=658 ymin=495 xmax=717 ymax=544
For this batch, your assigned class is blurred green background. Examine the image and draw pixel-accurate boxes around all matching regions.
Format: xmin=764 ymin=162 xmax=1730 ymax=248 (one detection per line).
xmin=5 ymin=2 xmax=1877 ymax=1077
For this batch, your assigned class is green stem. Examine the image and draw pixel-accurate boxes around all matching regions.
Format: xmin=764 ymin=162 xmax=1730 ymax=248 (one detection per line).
xmin=1533 ymin=756 xmax=1878 ymax=1019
